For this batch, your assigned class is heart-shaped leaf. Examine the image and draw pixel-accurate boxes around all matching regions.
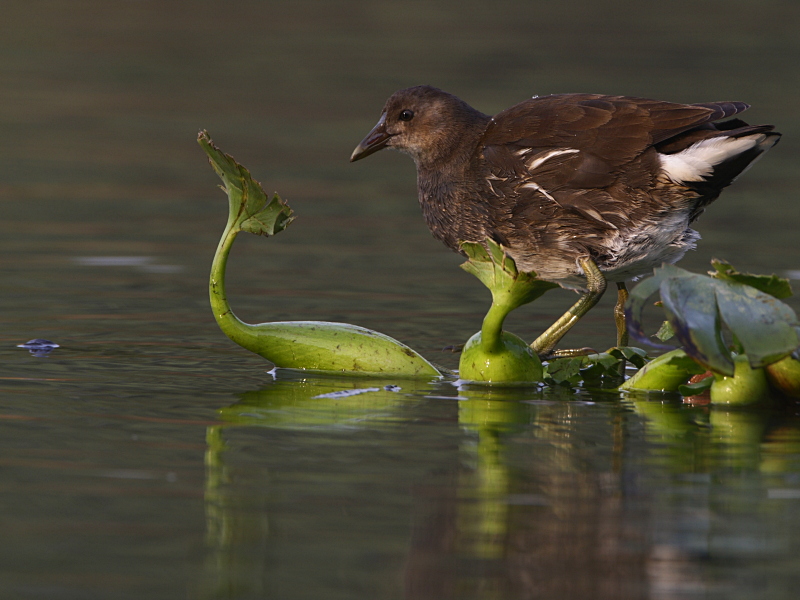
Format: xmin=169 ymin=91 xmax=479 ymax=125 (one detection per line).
xmin=714 ymin=280 xmax=798 ymax=367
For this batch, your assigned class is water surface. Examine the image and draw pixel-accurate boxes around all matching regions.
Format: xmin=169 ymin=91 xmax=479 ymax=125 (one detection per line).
xmin=2 ymin=1 xmax=800 ymax=598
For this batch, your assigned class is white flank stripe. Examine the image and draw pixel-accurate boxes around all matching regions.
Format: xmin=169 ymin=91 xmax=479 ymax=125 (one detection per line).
xmin=526 ymin=148 xmax=580 ymax=172
xmin=520 ymin=181 xmax=557 ymax=201
xmin=658 ymin=135 xmax=765 ymax=183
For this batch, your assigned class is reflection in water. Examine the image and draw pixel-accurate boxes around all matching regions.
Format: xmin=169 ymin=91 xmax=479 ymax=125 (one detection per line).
xmin=73 ymin=256 xmax=184 ymax=273
xmin=217 ymin=373 xmax=419 ymax=430
xmin=202 ymin=425 xmax=271 ymax=599
xmin=199 ymin=376 xmax=800 ymax=599
xmin=405 ymin=390 xmax=648 ymax=600
xmin=199 ymin=373 xmax=434 ymax=598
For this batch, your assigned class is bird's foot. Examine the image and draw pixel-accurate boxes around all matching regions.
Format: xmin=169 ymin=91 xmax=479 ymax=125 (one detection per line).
xmin=538 ymin=347 xmax=596 ymax=360
xmin=442 ymin=343 xmax=465 ymax=353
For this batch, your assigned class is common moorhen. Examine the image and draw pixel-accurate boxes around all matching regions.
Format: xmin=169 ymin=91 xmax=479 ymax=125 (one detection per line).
xmin=351 ymin=86 xmax=780 ymax=355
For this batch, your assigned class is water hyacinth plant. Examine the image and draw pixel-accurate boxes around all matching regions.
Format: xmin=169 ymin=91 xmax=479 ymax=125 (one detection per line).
xmin=622 ymin=261 xmax=800 ymax=404
xmin=200 ymin=132 xmax=800 ymax=397
xmin=457 ymin=240 xmax=557 ymax=383
xmin=199 ymin=131 xmax=441 ymax=379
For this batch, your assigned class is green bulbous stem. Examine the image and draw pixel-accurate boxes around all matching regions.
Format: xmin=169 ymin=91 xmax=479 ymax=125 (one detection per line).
xmin=619 ymin=348 xmax=705 ymax=392
xmin=209 ymin=223 xmax=260 ymax=352
xmin=208 ymin=221 xmax=440 ymax=376
xmin=460 ymin=295 xmax=544 ymax=383
xmin=481 ymin=301 xmax=513 ymax=354
xmin=710 ymin=354 xmax=771 ymax=406
xmin=765 ymin=355 xmax=800 ymax=398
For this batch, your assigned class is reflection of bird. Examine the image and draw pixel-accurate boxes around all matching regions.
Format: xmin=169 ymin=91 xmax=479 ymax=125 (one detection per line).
xmin=351 ymin=86 xmax=780 ymax=355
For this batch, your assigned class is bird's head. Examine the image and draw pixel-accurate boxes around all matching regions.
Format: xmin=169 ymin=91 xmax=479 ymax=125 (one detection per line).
xmin=350 ymin=85 xmax=489 ymax=167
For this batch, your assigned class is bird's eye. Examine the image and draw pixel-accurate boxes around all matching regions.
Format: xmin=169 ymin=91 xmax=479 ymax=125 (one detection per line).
xmin=398 ymin=109 xmax=414 ymax=122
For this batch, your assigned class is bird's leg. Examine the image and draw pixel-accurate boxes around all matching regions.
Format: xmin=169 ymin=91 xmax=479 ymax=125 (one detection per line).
xmin=614 ymin=282 xmax=629 ymax=347
xmin=531 ymin=258 xmax=607 ymax=357
xmin=611 ymin=282 xmax=630 ymax=377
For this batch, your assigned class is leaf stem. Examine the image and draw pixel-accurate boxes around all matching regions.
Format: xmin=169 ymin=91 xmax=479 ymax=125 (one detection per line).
xmin=209 ymin=222 xmax=259 ymax=350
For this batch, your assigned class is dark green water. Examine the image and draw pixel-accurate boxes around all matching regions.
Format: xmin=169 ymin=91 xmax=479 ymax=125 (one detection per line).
xmin=2 ymin=1 xmax=800 ymax=598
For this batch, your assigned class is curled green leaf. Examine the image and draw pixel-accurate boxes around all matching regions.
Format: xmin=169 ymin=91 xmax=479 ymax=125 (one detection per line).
xmin=659 ymin=274 xmax=733 ymax=375
xmin=199 ymin=130 xmax=295 ymax=236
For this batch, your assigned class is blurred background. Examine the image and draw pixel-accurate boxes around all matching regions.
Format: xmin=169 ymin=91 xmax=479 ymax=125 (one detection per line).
xmin=1 ymin=0 xmax=798 ymax=359
xmin=1 ymin=1 xmax=799 ymax=598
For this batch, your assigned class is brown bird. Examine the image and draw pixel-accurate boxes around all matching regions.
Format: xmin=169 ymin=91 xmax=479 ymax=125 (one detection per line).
xmin=350 ymin=86 xmax=780 ymax=356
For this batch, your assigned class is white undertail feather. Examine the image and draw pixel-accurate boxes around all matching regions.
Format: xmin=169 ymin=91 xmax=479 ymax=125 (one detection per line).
xmin=658 ymin=134 xmax=769 ymax=183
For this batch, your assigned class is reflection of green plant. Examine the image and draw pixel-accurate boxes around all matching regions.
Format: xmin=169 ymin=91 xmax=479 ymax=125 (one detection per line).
xmin=217 ymin=374 xmax=423 ymax=429
xmin=199 ymin=131 xmax=440 ymax=378
xmin=624 ymin=261 xmax=800 ymax=403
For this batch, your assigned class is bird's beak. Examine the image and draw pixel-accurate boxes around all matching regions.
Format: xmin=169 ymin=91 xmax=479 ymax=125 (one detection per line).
xmin=350 ymin=114 xmax=392 ymax=162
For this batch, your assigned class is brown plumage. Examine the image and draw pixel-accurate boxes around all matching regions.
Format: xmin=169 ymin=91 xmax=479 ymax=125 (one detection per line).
xmin=351 ymin=86 xmax=780 ymax=291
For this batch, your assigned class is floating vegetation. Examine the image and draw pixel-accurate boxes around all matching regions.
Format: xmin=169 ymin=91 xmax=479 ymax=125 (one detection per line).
xmin=624 ymin=262 xmax=799 ymax=404
xmin=199 ymin=132 xmax=800 ymax=402
xmin=199 ymin=131 xmax=440 ymax=379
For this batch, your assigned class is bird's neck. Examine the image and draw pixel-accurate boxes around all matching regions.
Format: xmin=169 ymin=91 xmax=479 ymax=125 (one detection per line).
xmin=416 ymin=163 xmax=490 ymax=253
xmin=415 ymin=111 xmax=491 ymax=167
xmin=412 ymin=112 xmax=493 ymax=253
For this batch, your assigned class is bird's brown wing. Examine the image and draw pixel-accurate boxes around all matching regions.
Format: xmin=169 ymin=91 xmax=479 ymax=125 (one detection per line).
xmin=482 ymin=94 xmax=749 ymax=164
xmin=477 ymin=94 xmax=750 ymax=232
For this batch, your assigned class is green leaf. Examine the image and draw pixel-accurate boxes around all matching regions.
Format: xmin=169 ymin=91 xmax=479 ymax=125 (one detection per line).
xmin=240 ymin=193 xmax=295 ymax=236
xmin=714 ymin=280 xmax=799 ymax=367
xmin=627 ymin=262 xmax=800 ymax=376
xmin=545 ymin=351 xmax=639 ymax=387
xmin=199 ymin=130 xmax=295 ymax=236
xmin=655 ymin=320 xmax=675 ymax=342
xmin=459 ymin=239 xmax=558 ymax=311
xmin=678 ymin=376 xmax=714 ymax=397
xmin=625 ymin=267 xmax=687 ymax=349
xmin=543 ymin=356 xmax=586 ymax=386
xmin=579 ymin=352 xmax=623 ymax=383
xmin=710 ymin=259 xmax=793 ymax=299
xmin=609 ymin=346 xmax=649 ymax=369
xmin=620 ymin=348 xmax=706 ymax=392
xmin=659 ymin=274 xmax=734 ymax=375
